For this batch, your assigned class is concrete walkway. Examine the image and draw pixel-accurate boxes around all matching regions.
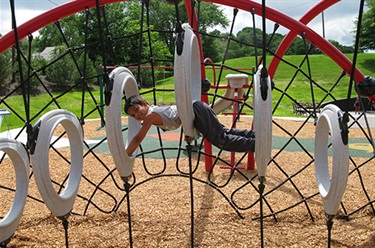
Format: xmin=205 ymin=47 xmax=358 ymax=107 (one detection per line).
xmin=274 ymin=111 xmax=375 ymax=128
xmin=347 ymin=111 xmax=375 ymax=128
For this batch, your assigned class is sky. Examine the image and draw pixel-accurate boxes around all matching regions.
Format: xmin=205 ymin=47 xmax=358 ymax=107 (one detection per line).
xmin=218 ymin=0 xmax=365 ymax=46
xmin=0 ymin=0 xmax=366 ymax=46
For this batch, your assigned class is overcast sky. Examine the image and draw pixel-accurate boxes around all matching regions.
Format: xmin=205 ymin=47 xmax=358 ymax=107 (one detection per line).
xmin=0 ymin=0 xmax=366 ymax=46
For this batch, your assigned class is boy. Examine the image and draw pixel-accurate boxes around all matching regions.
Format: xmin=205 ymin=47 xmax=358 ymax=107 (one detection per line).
xmin=124 ymin=95 xmax=255 ymax=156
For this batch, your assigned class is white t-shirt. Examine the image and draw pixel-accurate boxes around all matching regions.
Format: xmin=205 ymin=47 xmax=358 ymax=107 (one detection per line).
xmin=149 ymin=105 xmax=181 ymax=131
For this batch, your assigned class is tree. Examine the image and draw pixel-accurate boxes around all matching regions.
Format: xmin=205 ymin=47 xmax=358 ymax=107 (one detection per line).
xmin=45 ymin=46 xmax=97 ymax=88
xmin=32 ymin=1 xmax=228 ymax=87
xmin=0 ymin=47 xmax=12 ymax=93
xmin=34 ymin=14 xmax=87 ymax=52
xmin=124 ymin=1 xmax=228 ymax=57
xmin=267 ymin=33 xmax=285 ymax=54
xmin=329 ymin=40 xmax=355 ymax=54
xmin=34 ymin=4 xmax=133 ymax=65
xmin=358 ymin=0 xmax=375 ymax=51
xmin=34 ymin=1 xmax=228 ymax=65
xmin=235 ymin=27 xmax=270 ymax=57
xmin=199 ymin=29 xmax=224 ymax=62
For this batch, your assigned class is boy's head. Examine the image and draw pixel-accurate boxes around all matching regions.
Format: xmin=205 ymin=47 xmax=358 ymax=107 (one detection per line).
xmin=124 ymin=95 xmax=150 ymax=121
xmin=124 ymin=95 xmax=145 ymax=115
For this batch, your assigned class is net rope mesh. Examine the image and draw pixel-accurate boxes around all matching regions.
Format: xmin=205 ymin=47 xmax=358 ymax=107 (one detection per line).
xmin=0 ymin=0 xmax=374 ymax=228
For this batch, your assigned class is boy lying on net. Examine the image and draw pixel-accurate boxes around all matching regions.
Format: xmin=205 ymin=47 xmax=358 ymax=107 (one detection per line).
xmin=124 ymin=95 xmax=255 ymax=156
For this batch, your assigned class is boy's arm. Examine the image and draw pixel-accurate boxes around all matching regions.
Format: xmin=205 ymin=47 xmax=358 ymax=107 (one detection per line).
xmin=126 ymin=112 xmax=162 ymax=156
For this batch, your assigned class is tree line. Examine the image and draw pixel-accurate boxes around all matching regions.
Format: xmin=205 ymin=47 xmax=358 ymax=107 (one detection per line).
xmin=0 ymin=0 xmax=372 ymax=91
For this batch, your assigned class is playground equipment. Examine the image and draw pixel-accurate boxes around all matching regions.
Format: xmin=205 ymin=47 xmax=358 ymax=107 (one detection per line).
xmin=211 ymin=74 xmax=249 ymax=115
xmin=0 ymin=0 xmax=374 ymax=247
xmin=0 ymin=138 xmax=29 ymax=246
xmin=31 ymin=110 xmax=83 ymax=218
xmin=315 ymin=104 xmax=350 ymax=217
xmin=253 ymin=64 xmax=273 ymax=181
xmin=315 ymin=104 xmax=350 ymax=243
xmin=174 ymin=23 xmax=201 ymax=142
xmin=211 ymin=73 xmax=253 ymax=171
xmin=173 ymin=22 xmax=202 ymax=246
xmin=0 ymin=110 xmax=12 ymax=138
xmin=106 ymin=67 xmax=141 ymax=182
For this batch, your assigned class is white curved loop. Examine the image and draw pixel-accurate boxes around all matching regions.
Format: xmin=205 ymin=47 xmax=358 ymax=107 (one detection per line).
xmin=254 ymin=64 xmax=273 ymax=179
xmin=315 ymin=104 xmax=349 ymax=216
xmin=106 ymin=67 xmax=141 ymax=180
xmin=0 ymin=138 xmax=29 ymax=243
xmin=174 ymin=23 xmax=201 ymax=138
xmin=31 ymin=109 xmax=83 ymax=217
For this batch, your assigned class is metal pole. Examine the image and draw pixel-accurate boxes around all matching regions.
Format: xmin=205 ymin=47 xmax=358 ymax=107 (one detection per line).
xmin=322 ymin=11 xmax=325 ymax=39
xmin=98 ymin=65 xmax=104 ymax=128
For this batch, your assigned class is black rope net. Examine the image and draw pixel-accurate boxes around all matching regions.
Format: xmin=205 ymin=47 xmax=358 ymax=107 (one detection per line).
xmin=0 ymin=0 xmax=374 ymax=246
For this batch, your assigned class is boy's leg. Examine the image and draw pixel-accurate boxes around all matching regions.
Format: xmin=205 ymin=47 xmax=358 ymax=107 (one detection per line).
xmin=224 ymin=128 xmax=255 ymax=138
xmin=193 ymin=101 xmax=255 ymax=152
xmin=221 ymin=133 xmax=255 ymax=152
xmin=193 ymin=101 xmax=225 ymax=143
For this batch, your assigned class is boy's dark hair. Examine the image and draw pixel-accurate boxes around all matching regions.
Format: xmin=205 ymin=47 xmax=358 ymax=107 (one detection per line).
xmin=124 ymin=95 xmax=144 ymax=115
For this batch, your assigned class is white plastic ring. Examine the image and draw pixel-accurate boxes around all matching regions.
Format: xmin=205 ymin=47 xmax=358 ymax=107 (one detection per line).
xmin=174 ymin=23 xmax=201 ymax=138
xmin=254 ymin=64 xmax=273 ymax=179
xmin=106 ymin=67 xmax=141 ymax=180
xmin=315 ymin=104 xmax=349 ymax=216
xmin=31 ymin=109 xmax=83 ymax=217
xmin=0 ymin=138 xmax=29 ymax=243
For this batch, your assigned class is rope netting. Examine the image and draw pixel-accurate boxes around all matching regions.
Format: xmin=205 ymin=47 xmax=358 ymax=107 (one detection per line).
xmin=1 ymin=0 xmax=375 ymax=246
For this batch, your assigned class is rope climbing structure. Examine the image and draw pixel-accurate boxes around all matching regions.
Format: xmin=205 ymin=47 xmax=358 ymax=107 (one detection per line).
xmin=0 ymin=0 xmax=374 ymax=247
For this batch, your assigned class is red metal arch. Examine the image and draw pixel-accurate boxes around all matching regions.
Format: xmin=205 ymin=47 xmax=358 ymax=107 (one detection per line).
xmin=0 ymin=0 xmax=365 ymax=84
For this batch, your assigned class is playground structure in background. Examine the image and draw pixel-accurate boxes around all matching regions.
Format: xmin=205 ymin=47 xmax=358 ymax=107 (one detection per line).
xmin=211 ymin=73 xmax=254 ymax=171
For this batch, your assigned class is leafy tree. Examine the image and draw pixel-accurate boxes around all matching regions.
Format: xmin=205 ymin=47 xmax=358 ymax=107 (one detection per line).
xmin=267 ymin=33 xmax=285 ymax=54
xmin=34 ymin=13 xmax=86 ymax=52
xmin=235 ymin=27 xmax=267 ymax=57
xmin=45 ymin=46 xmax=97 ymax=89
xmin=0 ymin=47 xmax=12 ymax=93
xmin=32 ymin=1 xmax=228 ymax=87
xmin=34 ymin=3 xmax=172 ymax=67
xmin=34 ymin=1 xmax=228 ymax=66
xmin=358 ymin=0 xmax=375 ymax=50
xmin=284 ymin=36 xmax=322 ymax=55
xmin=124 ymin=0 xmax=228 ymax=57
xmin=329 ymin=40 xmax=355 ymax=54
xmin=201 ymin=29 xmax=224 ymax=62
xmin=3 ymin=38 xmax=44 ymax=94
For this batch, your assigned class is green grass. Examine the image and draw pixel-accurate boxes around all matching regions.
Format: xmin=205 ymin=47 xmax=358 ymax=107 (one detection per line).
xmin=2 ymin=90 xmax=101 ymax=130
xmin=2 ymin=53 xmax=375 ymax=130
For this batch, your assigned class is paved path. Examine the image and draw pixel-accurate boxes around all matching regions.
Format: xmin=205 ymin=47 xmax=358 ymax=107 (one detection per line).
xmin=347 ymin=111 xmax=375 ymax=128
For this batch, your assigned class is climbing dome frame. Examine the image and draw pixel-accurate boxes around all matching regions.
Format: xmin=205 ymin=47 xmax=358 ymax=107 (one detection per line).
xmin=0 ymin=0 xmax=375 ymax=247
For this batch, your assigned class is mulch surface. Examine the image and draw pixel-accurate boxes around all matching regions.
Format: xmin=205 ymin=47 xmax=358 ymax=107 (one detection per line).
xmin=1 ymin=116 xmax=375 ymax=247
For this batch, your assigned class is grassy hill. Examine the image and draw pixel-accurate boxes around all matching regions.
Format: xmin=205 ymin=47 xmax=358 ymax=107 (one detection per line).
xmin=2 ymin=53 xmax=375 ymax=129
xmin=150 ymin=53 xmax=375 ymax=116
